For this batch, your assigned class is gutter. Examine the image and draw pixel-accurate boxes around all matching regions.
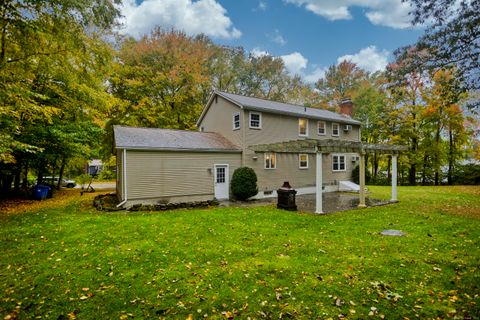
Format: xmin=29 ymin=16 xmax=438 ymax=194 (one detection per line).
xmin=116 ymin=148 xmax=128 ymax=208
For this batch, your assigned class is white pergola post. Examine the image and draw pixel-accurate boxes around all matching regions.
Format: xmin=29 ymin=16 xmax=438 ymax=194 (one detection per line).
xmin=315 ymin=152 xmax=323 ymax=214
xmin=391 ymin=154 xmax=398 ymax=202
xmin=358 ymin=151 xmax=367 ymax=208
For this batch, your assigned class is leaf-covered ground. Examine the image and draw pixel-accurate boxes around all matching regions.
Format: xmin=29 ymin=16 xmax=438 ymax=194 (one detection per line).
xmin=1 ymin=186 xmax=479 ymax=319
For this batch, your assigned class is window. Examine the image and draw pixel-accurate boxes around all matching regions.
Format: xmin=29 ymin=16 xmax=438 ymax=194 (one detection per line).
xmin=299 ymin=154 xmax=308 ymax=169
xmin=298 ymin=118 xmax=308 ymax=136
xmin=265 ymin=152 xmax=276 ymax=169
xmin=233 ymin=112 xmax=240 ymax=130
xmin=249 ymin=112 xmax=262 ymax=129
xmin=317 ymin=121 xmax=326 ymax=135
xmin=332 ymin=123 xmax=340 ymax=137
xmin=332 ymin=154 xmax=346 ymax=171
xmin=216 ymin=167 xmax=226 ymax=183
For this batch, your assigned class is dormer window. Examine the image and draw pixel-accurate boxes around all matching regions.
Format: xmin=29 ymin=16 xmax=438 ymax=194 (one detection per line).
xmin=233 ymin=112 xmax=240 ymax=130
xmin=332 ymin=123 xmax=340 ymax=137
xmin=317 ymin=121 xmax=326 ymax=135
xmin=249 ymin=112 xmax=262 ymax=129
xmin=298 ymin=118 xmax=308 ymax=136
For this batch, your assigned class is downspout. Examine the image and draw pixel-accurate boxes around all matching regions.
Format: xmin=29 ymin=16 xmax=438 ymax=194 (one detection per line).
xmin=116 ymin=148 xmax=128 ymax=207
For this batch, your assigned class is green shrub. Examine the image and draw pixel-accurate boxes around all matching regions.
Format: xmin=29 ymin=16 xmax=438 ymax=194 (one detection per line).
xmin=98 ymin=169 xmax=116 ymax=180
xmin=453 ymin=163 xmax=480 ymax=185
xmin=231 ymin=167 xmax=258 ymax=200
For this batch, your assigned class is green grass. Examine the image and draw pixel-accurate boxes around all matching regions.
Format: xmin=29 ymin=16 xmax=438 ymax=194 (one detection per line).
xmin=1 ymin=186 xmax=479 ymax=319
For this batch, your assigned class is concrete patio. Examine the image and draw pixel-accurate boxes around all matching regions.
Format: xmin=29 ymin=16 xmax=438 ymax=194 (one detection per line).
xmin=220 ymin=192 xmax=391 ymax=214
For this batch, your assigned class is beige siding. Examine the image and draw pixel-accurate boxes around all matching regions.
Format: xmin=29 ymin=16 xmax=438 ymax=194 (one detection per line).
xmin=245 ymin=151 xmax=357 ymax=192
xmin=245 ymin=112 xmax=360 ymax=145
xmin=125 ymin=150 xmax=241 ymax=202
xmin=198 ymin=96 xmax=244 ymax=148
xmin=116 ymin=149 xmax=124 ymax=201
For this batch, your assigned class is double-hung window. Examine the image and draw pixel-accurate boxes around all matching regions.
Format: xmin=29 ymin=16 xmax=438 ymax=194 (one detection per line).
xmin=317 ymin=121 xmax=326 ymax=135
xmin=299 ymin=154 xmax=308 ymax=169
xmin=298 ymin=118 xmax=308 ymax=136
xmin=265 ymin=152 xmax=276 ymax=169
xmin=249 ymin=112 xmax=262 ymax=129
xmin=332 ymin=123 xmax=340 ymax=137
xmin=233 ymin=112 xmax=240 ymax=130
xmin=332 ymin=154 xmax=346 ymax=171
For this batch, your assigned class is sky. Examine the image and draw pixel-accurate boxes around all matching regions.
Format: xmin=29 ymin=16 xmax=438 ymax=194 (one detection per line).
xmin=119 ymin=0 xmax=424 ymax=83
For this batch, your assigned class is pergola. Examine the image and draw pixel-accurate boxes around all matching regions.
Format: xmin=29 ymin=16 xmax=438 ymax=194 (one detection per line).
xmin=250 ymin=139 xmax=408 ymax=213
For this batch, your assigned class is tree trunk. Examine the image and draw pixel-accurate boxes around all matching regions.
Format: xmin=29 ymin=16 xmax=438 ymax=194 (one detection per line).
xmin=387 ymin=156 xmax=391 ymax=182
xmin=57 ymin=156 xmax=67 ymax=190
xmin=21 ymin=161 xmax=29 ymax=189
xmin=13 ymin=164 xmax=21 ymax=194
xmin=434 ymin=128 xmax=440 ymax=186
xmin=408 ymin=136 xmax=417 ymax=186
xmin=448 ymin=129 xmax=454 ymax=185
xmin=421 ymin=154 xmax=428 ymax=185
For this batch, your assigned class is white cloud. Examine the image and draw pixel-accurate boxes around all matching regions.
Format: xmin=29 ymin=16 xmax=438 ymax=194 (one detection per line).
xmin=284 ymin=0 xmax=413 ymax=29
xmin=281 ymin=52 xmax=308 ymax=75
xmin=258 ymin=1 xmax=267 ymax=11
xmin=304 ymin=67 xmax=327 ymax=83
xmin=119 ymin=0 xmax=241 ymax=39
xmin=251 ymin=48 xmax=270 ymax=58
xmin=337 ymin=45 xmax=390 ymax=73
xmin=280 ymin=52 xmax=324 ymax=83
xmin=269 ymin=29 xmax=287 ymax=46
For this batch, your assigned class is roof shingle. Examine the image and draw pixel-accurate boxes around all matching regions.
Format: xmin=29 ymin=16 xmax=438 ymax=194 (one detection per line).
xmin=114 ymin=126 xmax=241 ymax=152
xmin=214 ymin=91 xmax=361 ymax=125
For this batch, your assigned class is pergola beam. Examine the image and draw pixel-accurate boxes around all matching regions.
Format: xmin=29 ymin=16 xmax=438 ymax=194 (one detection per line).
xmin=249 ymin=139 xmax=406 ymax=212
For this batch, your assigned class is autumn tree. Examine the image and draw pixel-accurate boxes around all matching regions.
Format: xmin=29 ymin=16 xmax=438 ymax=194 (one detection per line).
xmin=422 ymin=68 xmax=469 ymax=184
xmin=400 ymin=0 xmax=479 ymax=108
xmin=315 ymin=60 xmax=367 ymax=110
xmin=387 ymin=54 xmax=429 ymax=185
xmin=0 ymin=0 xmax=120 ymax=195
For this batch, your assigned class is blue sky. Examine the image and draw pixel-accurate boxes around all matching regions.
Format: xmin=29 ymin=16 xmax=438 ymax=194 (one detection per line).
xmin=121 ymin=0 xmax=424 ymax=83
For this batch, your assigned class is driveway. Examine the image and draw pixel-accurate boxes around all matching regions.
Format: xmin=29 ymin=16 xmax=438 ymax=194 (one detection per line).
xmin=75 ymin=181 xmax=116 ymax=191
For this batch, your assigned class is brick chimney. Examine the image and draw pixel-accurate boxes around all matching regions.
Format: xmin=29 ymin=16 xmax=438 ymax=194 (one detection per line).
xmin=339 ymin=98 xmax=353 ymax=117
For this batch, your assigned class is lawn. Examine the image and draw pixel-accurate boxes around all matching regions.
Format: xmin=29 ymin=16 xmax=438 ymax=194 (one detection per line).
xmin=1 ymin=186 xmax=479 ymax=319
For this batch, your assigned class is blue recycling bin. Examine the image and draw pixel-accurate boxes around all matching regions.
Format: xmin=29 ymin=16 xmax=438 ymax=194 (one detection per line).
xmin=32 ymin=185 xmax=49 ymax=200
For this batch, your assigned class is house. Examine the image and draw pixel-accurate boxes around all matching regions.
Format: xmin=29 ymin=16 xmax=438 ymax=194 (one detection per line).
xmin=114 ymin=91 xmax=404 ymax=210
xmin=86 ymin=159 xmax=104 ymax=175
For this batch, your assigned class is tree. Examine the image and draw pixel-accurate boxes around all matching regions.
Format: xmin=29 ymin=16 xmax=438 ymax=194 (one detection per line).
xmin=400 ymin=0 xmax=479 ymax=106
xmin=0 ymin=0 xmax=120 ymax=195
xmin=315 ymin=60 xmax=367 ymax=110
xmin=387 ymin=55 xmax=429 ymax=185
xmin=422 ymin=68 xmax=469 ymax=184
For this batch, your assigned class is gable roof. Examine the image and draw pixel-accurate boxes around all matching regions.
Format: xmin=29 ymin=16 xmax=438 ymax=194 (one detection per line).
xmin=197 ymin=90 xmax=361 ymax=126
xmin=113 ymin=126 xmax=241 ymax=152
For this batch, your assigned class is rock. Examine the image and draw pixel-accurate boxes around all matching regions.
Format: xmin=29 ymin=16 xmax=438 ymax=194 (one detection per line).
xmin=380 ymin=229 xmax=405 ymax=236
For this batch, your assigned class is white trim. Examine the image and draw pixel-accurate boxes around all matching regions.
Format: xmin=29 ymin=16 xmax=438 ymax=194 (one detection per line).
xmin=332 ymin=154 xmax=346 ymax=172
xmin=232 ymin=112 xmax=240 ymax=130
xmin=299 ymin=153 xmax=308 ymax=169
xmin=316 ymin=152 xmax=323 ymax=214
xmin=249 ymin=111 xmax=262 ymax=129
xmin=298 ymin=118 xmax=308 ymax=137
xmin=317 ymin=120 xmax=326 ymax=135
xmin=116 ymin=148 xmax=128 ymax=207
xmin=391 ymin=154 xmax=398 ymax=202
xmin=214 ymin=164 xmax=230 ymax=200
xmin=332 ymin=123 xmax=340 ymax=137
xmin=264 ymin=152 xmax=276 ymax=169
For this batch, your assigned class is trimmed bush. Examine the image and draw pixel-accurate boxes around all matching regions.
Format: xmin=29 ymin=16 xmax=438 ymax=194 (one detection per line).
xmin=231 ymin=167 xmax=258 ymax=200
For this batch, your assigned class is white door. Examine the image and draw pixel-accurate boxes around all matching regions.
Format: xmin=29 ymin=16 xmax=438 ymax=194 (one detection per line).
xmin=214 ymin=164 xmax=229 ymax=200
